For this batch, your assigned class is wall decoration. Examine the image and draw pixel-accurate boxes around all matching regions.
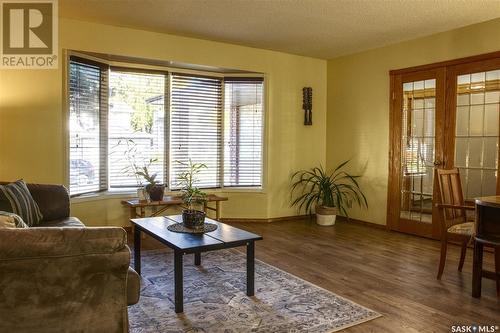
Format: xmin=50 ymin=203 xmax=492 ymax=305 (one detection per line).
xmin=302 ymin=87 xmax=312 ymax=125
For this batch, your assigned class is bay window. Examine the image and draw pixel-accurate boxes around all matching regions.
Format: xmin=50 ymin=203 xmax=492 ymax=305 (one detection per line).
xmin=68 ymin=55 xmax=264 ymax=196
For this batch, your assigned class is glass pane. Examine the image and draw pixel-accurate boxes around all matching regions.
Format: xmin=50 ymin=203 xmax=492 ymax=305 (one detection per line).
xmin=483 ymin=137 xmax=498 ymax=169
xmin=483 ymin=170 xmax=497 ymax=196
xmin=484 ymin=104 xmax=499 ymax=136
xmin=400 ymin=78 xmax=435 ymax=224
xmin=467 ymin=169 xmax=482 ymax=199
xmin=424 ymin=108 xmax=435 ymax=137
xmin=108 ymin=71 xmax=165 ymax=188
xmin=455 ymin=69 xmax=499 ymax=199
xmin=412 ymin=109 xmax=424 ymax=137
xmin=468 ymin=138 xmax=483 ymax=168
xmin=486 ymin=70 xmax=500 ymax=81
xmin=485 ymin=91 xmax=500 ymax=104
xmin=456 ymin=106 xmax=469 ymax=136
xmin=455 ymin=138 xmax=468 ymax=168
xmin=471 ymin=93 xmax=485 ymax=105
xmin=469 ymin=105 xmax=484 ymax=136
xmin=457 ymin=94 xmax=469 ymax=106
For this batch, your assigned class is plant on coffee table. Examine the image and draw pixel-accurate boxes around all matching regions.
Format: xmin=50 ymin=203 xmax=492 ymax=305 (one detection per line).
xmin=177 ymin=159 xmax=207 ymax=228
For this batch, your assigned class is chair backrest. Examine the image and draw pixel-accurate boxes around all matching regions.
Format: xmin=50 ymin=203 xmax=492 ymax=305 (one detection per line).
xmin=435 ymin=168 xmax=467 ymax=231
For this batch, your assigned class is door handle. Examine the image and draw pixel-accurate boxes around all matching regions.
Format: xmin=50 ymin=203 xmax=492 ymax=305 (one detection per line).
xmin=433 ymin=160 xmax=443 ymax=166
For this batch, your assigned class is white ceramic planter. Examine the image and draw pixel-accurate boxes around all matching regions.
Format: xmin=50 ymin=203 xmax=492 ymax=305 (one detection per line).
xmin=315 ymin=205 xmax=338 ymax=226
xmin=316 ymin=213 xmax=337 ymax=226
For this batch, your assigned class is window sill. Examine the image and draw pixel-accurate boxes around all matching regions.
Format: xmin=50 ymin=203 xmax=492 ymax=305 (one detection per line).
xmin=71 ymin=187 xmax=266 ymax=204
xmin=71 ymin=189 xmax=137 ymax=203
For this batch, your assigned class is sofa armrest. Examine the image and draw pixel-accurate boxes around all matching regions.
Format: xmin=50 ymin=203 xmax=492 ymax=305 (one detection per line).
xmin=127 ymin=267 xmax=141 ymax=305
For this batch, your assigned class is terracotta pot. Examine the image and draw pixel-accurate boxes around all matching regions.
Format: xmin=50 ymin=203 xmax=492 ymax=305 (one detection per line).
xmin=148 ymin=185 xmax=165 ymax=201
xmin=182 ymin=209 xmax=206 ymax=229
xmin=315 ymin=205 xmax=338 ymax=226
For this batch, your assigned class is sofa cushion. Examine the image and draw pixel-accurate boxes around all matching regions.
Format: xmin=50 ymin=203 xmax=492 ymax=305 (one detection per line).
xmin=39 ymin=217 xmax=85 ymax=228
xmin=0 ymin=180 xmax=43 ymax=226
xmin=0 ymin=211 xmax=28 ymax=228
xmin=26 ymin=183 xmax=70 ymax=222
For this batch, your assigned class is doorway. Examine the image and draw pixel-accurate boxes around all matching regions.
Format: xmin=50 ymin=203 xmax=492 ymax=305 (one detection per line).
xmin=387 ymin=52 xmax=500 ymax=239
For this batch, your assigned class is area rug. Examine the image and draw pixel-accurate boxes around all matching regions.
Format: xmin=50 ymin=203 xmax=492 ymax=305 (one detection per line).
xmin=128 ymin=249 xmax=380 ymax=332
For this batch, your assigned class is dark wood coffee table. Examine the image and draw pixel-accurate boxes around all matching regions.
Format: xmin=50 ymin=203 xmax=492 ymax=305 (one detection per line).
xmin=131 ymin=215 xmax=263 ymax=313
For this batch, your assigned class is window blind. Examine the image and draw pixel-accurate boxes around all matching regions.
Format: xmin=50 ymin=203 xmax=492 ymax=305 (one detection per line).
xmin=108 ymin=69 xmax=166 ymax=188
xmin=68 ymin=58 xmax=108 ymax=195
xmin=170 ymin=74 xmax=222 ymax=189
xmin=223 ymin=78 xmax=264 ymax=187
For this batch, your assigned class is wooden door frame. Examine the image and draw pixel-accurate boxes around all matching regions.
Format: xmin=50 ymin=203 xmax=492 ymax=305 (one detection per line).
xmin=388 ymin=51 xmax=500 ymax=239
xmin=388 ymin=68 xmax=446 ymax=239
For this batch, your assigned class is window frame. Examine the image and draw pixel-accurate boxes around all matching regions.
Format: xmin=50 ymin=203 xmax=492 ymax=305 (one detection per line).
xmin=64 ymin=51 xmax=267 ymax=197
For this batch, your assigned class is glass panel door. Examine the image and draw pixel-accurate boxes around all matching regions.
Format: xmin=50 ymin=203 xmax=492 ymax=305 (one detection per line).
xmin=454 ymin=69 xmax=500 ymax=199
xmin=400 ymin=79 xmax=436 ymax=224
xmin=388 ymin=68 xmax=445 ymax=239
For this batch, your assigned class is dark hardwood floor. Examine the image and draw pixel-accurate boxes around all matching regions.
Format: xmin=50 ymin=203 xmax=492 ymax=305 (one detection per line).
xmin=129 ymin=218 xmax=500 ymax=332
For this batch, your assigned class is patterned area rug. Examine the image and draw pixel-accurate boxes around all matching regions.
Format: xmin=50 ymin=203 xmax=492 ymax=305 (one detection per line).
xmin=128 ymin=249 xmax=380 ymax=332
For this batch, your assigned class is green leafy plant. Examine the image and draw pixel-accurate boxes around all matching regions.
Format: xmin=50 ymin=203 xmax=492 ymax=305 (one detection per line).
xmin=117 ymin=139 xmax=159 ymax=190
xmin=177 ymin=159 xmax=207 ymax=210
xmin=135 ymin=159 xmax=159 ymax=193
xmin=290 ymin=160 xmax=368 ymax=217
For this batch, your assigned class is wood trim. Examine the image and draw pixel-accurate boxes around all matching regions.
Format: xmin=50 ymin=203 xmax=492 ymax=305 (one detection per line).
xmin=389 ymin=50 xmax=500 ymax=75
xmin=336 ymin=216 xmax=389 ymax=230
xmin=221 ymin=215 xmax=311 ymax=223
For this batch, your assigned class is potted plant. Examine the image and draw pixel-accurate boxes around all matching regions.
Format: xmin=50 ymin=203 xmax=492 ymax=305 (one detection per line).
xmin=135 ymin=161 xmax=165 ymax=202
xmin=290 ymin=160 xmax=368 ymax=226
xmin=177 ymin=159 xmax=207 ymax=229
xmin=118 ymin=139 xmax=165 ymax=201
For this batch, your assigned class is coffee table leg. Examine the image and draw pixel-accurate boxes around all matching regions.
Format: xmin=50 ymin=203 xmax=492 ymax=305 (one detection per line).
xmin=174 ymin=250 xmax=184 ymax=313
xmin=247 ymin=241 xmax=255 ymax=296
xmin=134 ymin=226 xmax=141 ymax=275
xmin=194 ymin=252 xmax=201 ymax=266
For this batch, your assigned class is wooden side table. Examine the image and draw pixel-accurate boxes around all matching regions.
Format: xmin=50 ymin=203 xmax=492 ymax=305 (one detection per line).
xmin=121 ymin=194 xmax=228 ymax=220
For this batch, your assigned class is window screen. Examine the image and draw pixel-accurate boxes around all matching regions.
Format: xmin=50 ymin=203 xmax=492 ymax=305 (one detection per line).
xmin=68 ymin=58 xmax=108 ymax=195
xmin=170 ymin=74 xmax=222 ymax=189
xmin=224 ymin=78 xmax=264 ymax=187
xmin=108 ymin=69 xmax=166 ymax=188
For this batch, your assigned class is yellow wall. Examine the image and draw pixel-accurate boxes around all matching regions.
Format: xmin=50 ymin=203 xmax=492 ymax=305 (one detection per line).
xmin=0 ymin=18 xmax=327 ymax=226
xmin=326 ymin=18 xmax=500 ymax=225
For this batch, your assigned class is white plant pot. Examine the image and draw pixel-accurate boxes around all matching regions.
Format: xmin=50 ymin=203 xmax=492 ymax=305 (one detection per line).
xmin=316 ymin=213 xmax=337 ymax=226
xmin=137 ymin=188 xmax=149 ymax=202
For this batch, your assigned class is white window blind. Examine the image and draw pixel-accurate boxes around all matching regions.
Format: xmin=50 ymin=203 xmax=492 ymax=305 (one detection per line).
xmin=108 ymin=69 xmax=166 ymax=188
xmin=170 ymin=74 xmax=222 ymax=189
xmin=223 ymin=78 xmax=264 ymax=187
xmin=68 ymin=58 xmax=108 ymax=195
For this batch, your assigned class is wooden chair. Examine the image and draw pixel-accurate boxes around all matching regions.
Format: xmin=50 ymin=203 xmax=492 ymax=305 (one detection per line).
xmin=435 ymin=168 xmax=475 ymax=280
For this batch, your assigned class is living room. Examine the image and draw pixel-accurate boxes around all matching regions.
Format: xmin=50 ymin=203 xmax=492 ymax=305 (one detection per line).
xmin=1 ymin=1 xmax=500 ymax=332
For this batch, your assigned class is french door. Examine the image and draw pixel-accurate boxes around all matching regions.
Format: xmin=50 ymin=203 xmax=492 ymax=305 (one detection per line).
xmin=388 ymin=53 xmax=500 ymax=239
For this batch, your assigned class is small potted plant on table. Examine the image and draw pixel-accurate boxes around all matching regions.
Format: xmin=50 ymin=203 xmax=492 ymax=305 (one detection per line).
xmin=135 ymin=162 xmax=165 ymax=202
xmin=118 ymin=139 xmax=165 ymax=202
xmin=177 ymin=160 xmax=207 ymax=229
xmin=290 ymin=160 xmax=368 ymax=226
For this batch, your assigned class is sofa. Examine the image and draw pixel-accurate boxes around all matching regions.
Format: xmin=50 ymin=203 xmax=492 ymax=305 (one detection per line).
xmin=0 ymin=182 xmax=140 ymax=333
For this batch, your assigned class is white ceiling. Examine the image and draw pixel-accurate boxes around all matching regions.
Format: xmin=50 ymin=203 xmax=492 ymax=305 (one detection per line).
xmin=59 ymin=0 xmax=500 ymax=59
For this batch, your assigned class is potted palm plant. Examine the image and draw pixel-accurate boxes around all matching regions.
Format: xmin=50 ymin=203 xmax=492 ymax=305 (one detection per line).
xmin=290 ymin=160 xmax=368 ymax=226
xmin=177 ymin=160 xmax=207 ymax=229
